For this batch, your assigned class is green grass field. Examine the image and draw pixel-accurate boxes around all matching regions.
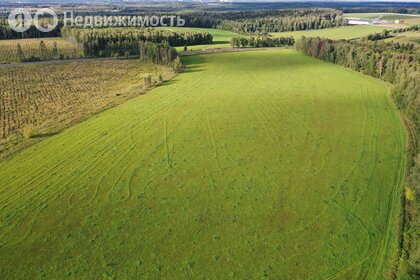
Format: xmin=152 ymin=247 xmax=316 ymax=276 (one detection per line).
xmin=0 ymin=50 xmax=406 ymax=279
xmin=386 ymin=31 xmax=420 ymax=45
xmin=157 ymin=27 xmax=239 ymax=50
xmin=404 ymin=17 xmax=420 ymax=26
xmin=270 ymin=25 xmax=389 ymax=40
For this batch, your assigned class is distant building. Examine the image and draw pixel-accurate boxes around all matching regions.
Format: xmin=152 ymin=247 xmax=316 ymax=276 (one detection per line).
xmin=347 ymin=18 xmax=373 ymax=25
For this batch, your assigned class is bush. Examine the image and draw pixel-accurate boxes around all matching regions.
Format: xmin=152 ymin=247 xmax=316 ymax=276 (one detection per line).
xmin=22 ymin=126 xmax=34 ymax=139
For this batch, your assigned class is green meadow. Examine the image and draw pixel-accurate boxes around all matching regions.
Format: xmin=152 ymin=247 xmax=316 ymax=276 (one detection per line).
xmin=386 ymin=31 xmax=420 ymax=45
xmin=0 ymin=50 xmax=406 ymax=279
xmin=164 ymin=26 xmax=391 ymax=52
xmin=157 ymin=27 xmax=239 ymax=50
xmin=270 ymin=25 xmax=389 ymax=40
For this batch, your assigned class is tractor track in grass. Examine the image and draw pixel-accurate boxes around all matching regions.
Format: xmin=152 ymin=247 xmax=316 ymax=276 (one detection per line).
xmin=364 ymin=90 xmax=407 ymax=279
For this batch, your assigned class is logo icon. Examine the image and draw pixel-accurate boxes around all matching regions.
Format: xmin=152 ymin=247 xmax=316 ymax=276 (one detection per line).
xmin=34 ymin=8 xmax=58 ymax=33
xmin=8 ymin=8 xmax=32 ymax=32
xmin=8 ymin=8 xmax=58 ymax=33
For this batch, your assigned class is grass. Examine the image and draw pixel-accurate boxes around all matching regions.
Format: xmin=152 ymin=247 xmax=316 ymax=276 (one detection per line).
xmin=162 ymin=26 xmax=393 ymax=51
xmin=157 ymin=27 xmax=239 ymax=51
xmin=385 ymin=31 xmax=420 ymax=45
xmin=0 ymin=38 xmax=83 ymax=64
xmin=0 ymin=50 xmax=406 ymax=279
xmin=0 ymin=59 xmax=174 ymax=155
xmin=404 ymin=17 xmax=420 ymax=26
xmin=270 ymin=25 xmax=390 ymax=40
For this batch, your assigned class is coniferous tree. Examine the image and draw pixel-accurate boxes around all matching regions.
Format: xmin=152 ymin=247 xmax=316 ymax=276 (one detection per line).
xmin=16 ymin=44 xmax=25 ymax=63
xmin=52 ymin=42 xmax=59 ymax=59
xmin=39 ymin=40 xmax=49 ymax=60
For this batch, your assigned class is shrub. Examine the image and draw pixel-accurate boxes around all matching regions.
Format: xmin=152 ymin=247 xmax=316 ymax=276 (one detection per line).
xmin=405 ymin=187 xmax=415 ymax=202
xmin=22 ymin=125 xmax=34 ymax=139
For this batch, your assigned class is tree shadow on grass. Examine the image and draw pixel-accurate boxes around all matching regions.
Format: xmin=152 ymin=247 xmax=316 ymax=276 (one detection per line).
xmin=31 ymin=132 xmax=60 ymax=139
xmin=182 ymin=65 xmax=205 ymax=73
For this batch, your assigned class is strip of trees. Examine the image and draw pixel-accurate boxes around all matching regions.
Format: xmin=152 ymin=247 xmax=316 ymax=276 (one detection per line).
xmin=139 ymin=41 xmax=181 ymax=71
xmin=296 ymin=36 xmax=419 ymax=279
xmin=231 ymin=36 xmax=294 ymax=48
xmin=365 ymin=26 xmax=420 ymax=42
xmin=365 ymin=30 xmax=392 ymax=41
xmin=393 ymin=25 xmax=420 ymax=34
xmin=61 ymin=27 xmax=212 ymax=57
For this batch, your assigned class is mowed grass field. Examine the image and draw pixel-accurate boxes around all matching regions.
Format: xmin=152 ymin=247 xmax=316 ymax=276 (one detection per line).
xmin=0 ymin=50 xmax=406 ymax=279
xmin=0 ymin=59 xmax=173 ymax=155
xmin=404 ymin=17 xmax=420 ymax=26
xmin=270 ymin=25 xmax=389 ymax=40
xmin=386 ymin=31 xmax=420 ymax=45
xmin=157 ymin=27 xmax=239 ymax=50
xmin=0 ymin=38 xmax=83 ymax=64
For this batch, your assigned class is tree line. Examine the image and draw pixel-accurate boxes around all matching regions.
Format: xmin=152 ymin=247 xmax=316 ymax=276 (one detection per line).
xmin=0 ymin=17 xmax=62 ymax=40
xmin=365 ymin=30 xmax=392 ymax=41
xmin=365 ymin=26 xmax=420 ymax=42
xmin=393 ymin=25 xmax=420 ymax=34
xmin=231 ymin=36 xmax=294 ymax=48
xmin=295 ymin=36 xmax=419 ymax=279
xmin=0 ymin=24 xmax=61 ymax=40
xmin=61 ymin=27 xmax=212 ymax=57
xmin=340 ymin=7 xmax=420 ymax=14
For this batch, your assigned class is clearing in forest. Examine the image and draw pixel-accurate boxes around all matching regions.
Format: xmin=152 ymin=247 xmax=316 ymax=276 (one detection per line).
xmin=270 ymin=25 xmax=390 ymax=40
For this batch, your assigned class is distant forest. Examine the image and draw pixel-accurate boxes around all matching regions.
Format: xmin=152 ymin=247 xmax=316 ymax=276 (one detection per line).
xmin=0 ymin=8 xmax=348 ymax=39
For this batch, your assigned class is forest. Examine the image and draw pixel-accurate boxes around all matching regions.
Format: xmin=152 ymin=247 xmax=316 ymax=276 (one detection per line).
xmin=341 ymin=7 xmax=420 ymax=14
xmin=0 ymin=8 xmax=347 ymax=39
xmin=296 ymin=36 xmax=419 ymax=279
xmin=216 ymin=12 xmax=346 ymax=34
xmin=177 ymin=8 xmax=346 ymax=34
xmin=61 ymin=27 xmax=212 ymax=57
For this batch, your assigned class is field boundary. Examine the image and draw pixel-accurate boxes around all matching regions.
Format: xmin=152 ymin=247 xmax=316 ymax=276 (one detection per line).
xmin=179 ymin=46 xmax=292 ymax=56
xmin=0 ymin=61 xmax=179 ymax=161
